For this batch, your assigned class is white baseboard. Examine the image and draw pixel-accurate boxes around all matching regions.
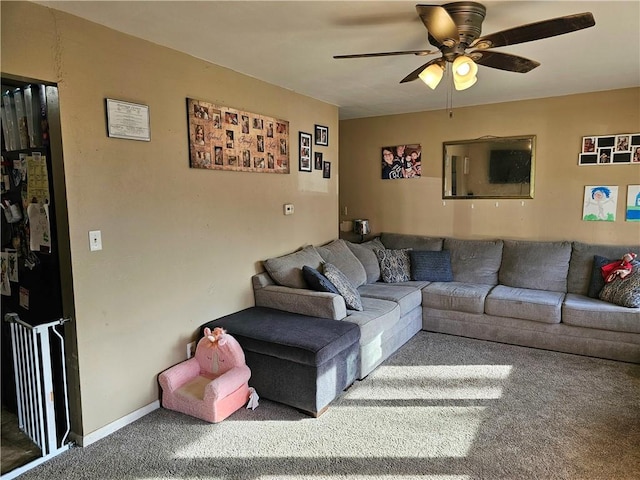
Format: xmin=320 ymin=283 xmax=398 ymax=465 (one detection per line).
xmin=76 ymin=400 xmax=160 ymax=447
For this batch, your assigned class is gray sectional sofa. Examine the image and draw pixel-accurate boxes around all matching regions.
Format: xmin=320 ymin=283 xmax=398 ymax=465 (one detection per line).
xmin=252 ymin=234 xmax=640 ymax=377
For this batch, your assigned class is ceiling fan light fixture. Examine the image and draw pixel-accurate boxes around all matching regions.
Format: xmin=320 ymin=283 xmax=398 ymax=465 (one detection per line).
xmin=452 ymin=55 xmax=478 ymax=80
xmin=453 ymin=74 xmax=477 ymax=91
xmin=418 ymin=63 xmax=445 ymax=89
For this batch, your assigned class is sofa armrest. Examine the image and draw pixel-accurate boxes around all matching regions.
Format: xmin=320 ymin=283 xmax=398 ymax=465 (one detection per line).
xmin=254 ymin=284 xmax=347 ymax=320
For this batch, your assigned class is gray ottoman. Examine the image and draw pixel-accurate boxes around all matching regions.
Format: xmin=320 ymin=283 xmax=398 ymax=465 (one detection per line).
xmin=200 ymin=307 xmax=360 ymax=416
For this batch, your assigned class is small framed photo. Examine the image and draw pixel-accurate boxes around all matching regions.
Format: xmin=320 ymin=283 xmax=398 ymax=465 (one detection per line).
xmin=315 ymin=124 xmax=328 ymax=146
xmin=299 ymin=131 xmax=312 ymax=172
xmin=314 ymin=151 xmax=323 ymax=170
xmin=322 ymin=161 xmax=331 ymax=179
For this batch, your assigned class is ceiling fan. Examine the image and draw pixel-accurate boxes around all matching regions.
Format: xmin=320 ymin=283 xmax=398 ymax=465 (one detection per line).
xmin=334 ymin=2 xmax=595 ymax=90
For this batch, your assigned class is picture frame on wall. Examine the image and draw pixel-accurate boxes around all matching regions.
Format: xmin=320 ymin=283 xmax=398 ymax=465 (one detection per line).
xmin=186 ymin=97 xmax=289 ymax=173
xmin=314 ymin=151 xmax=323 ymax=170
xmin=315 ymin=124 xmax=328 ymax=146
xmin=299 ymin=131 xmax=312 ymax=172
xmin=323 ymin=161 xmax=331 ymax=179
xmin=578 ymin=133 xmax=640 ymax=166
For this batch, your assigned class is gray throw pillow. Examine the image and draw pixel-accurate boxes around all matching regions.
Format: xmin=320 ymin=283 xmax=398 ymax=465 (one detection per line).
xmin=375 ymin=248 xmax=411 ymax=283
xmin=323 ymin=263 xmax=363 ymax=311
xmin=316 ymin=239 xmax=367 ymax=288
xmin=599 ymin=262 xmax=640 ymax=308
xmin=346 ymin=238 xmax=384 ymax=284
xmin=263 ymin=246 xmax=324 ymax=289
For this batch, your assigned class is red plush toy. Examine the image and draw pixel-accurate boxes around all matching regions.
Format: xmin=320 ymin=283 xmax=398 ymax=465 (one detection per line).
xmin=601 ymin=252 xmax=637 ymax=283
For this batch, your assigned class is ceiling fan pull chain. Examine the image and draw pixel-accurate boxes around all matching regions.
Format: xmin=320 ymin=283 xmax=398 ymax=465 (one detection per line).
xmin=446 ymin=66 xmax=454 ymax=118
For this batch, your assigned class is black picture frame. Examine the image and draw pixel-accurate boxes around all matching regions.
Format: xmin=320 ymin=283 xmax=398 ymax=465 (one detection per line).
xmin=315 ymin=124 xmax=328 ymax=146
xmin=299 ymin=131 xmax=312 ymax=172
xmin=323 ymin=161 xmax=331 ymax=179
xmin=314 ymin=151 xmax=323 ymax=170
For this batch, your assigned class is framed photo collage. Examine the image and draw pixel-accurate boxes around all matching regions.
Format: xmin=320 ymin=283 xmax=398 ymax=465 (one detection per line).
xmin=579 ymin=133 xmax=640 ymax=165
xmin=187 ymin=98 xmax=290 ymax=174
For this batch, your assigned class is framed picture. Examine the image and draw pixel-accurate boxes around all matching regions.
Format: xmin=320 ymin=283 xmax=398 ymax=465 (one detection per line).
xmin=186 ymin=98 xmax=289 ymax=173
xmin=381 ymin=144 xmax=422 ymax=179
xmin=106 ymin=98 xmax=150 ymax=141
xmin=299 ymin=131 xmax=312 ymax=172
xmin=579 ymin=133 xmax=640 ymax=166
xmin=314 ymin=151 xmax=323 ymax=170
xmin=323 ymin=161 xmax=331 ymax=179
xmin=315 ymin=124 xmax=328 ymax=146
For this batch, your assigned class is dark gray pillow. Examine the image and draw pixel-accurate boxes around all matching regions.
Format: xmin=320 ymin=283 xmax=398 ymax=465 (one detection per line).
xmin=323 ymin=263 xmax=363 ymax=311
xmin=410 ymin=250 xmax=453 ymax=282
xmin=375 ymin=248 xmax=411 ymax=283
xmin=599 ymin=262 xmax=640 ymax=308
xmin=588 ymin=255 xmax=611 ymax=298
xmin=302 ymin=266 xmax=339 ymax=294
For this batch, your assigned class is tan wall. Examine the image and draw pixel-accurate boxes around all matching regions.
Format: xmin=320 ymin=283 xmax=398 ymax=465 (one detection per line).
xmin=2 ymin=2 xmax=339 ymax=436
xmin=339 ymin=88 xmax=640 ymax=245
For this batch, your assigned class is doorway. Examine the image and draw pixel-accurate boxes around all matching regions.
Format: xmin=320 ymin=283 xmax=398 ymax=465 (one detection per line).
xmin=1 ymin=75 xmax=78 ymax=478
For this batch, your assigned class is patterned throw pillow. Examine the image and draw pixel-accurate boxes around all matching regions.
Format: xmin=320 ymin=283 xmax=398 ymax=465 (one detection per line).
xmin=302 ymin=265 xmax=339 ymax=294
xmin=599 ymin=262 xmax=640 ymax=308
xmin=375 ymin=248 xmax=411 ymax=283
xmin=323 ymin=263 xmax=363 ymax=311
xmin=410 ymin=250 xmax=453 ymax=282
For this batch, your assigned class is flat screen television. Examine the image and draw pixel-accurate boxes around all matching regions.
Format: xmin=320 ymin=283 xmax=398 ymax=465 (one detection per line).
xmin=489 ymin=150 xmax=531 ymax=184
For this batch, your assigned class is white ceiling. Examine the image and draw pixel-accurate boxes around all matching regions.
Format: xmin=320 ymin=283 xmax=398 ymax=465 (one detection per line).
xmin=34 ymin=1 xmax=640 ymax=119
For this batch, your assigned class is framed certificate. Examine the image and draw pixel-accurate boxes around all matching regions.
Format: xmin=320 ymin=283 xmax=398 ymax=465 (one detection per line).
xmin=105 ymin=98 xmax=150 ymax=141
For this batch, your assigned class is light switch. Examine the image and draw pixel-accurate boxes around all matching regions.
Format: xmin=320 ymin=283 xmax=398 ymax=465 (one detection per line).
xmin=89 ymin=230 xmax=102 ymax=251
xmin=284 ymin=204 xmax=294 ymax=215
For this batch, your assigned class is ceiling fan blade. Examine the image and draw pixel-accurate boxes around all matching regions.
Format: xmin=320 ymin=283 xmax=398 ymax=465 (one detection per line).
xmin=400 ymin=58 xmax=443 ymax=84
xmin=415 ymin=5 xmax=459 ymax=46
xmin=471 ymin=12 xmax=595 ymax=49
xmin=470 ymin=51 xmax=540 ymax=73
xmin=334 ymin=49 xmax=437 ymax=59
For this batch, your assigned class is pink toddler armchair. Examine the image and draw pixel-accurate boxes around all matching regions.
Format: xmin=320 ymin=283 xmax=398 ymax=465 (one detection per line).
xmin=159 ymin=327 xmax=251 ymax=423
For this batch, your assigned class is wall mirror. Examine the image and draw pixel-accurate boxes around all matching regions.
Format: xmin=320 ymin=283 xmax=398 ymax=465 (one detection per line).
xmin=443 ymin=135 xmax=536 ymax=199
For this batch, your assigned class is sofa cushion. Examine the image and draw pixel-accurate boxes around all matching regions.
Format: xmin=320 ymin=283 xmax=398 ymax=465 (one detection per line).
xmin=346 ymin=238 xmax=384 ymax=284
xmin=380 ymin=232 xmax=443 ymax=251
xmin=316 ymin=239 xmax=367 ymax=288
xmin=358 ymin=283 xmax=422 ymax=316
xmin=302 ymin=266 xmax=339 ymax=294
xmin=376 ymin=248 xmax=411 ymax=283
xmin=343 ymin=297 xmax=400 ymax=346
xmin=444 ymin=238 xmax=503 ymax=285
xmin=485 ymin=285 xmax=564 ymax=324
xmin=567 ymin=241 xmax=640 ymax=295
xmin=410 ymin=250 xmax=453 ymax=282
xmin=599 ymin=263 xmax=640 ymax=308
xmin=422 ymin=282 xmax=493 ymax=314
xmin=563 ymin=293 xmax=640 ymax=334
xmin=323 ymin=263 xmax=363 ymax=311
xmin=499 ymin=240 xmax=572 ymax=293
xmin=263 ymin=245 xmax=324 ymax=289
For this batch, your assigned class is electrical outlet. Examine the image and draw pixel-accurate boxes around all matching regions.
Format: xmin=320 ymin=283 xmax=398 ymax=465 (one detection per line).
xmin=284 ymin=203 xmax=294 ymax=215
xmin=186 ymin=341 xmax=196 ymax=359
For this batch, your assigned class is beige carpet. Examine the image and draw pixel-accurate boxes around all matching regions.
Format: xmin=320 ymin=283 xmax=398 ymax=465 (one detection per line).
xmin=15 ymin=332 xmax=640 ymax=479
